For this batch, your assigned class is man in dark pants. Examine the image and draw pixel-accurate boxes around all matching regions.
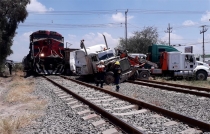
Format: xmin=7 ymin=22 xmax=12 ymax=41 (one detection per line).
xmin=8 ymin=63 xmax=13 ymax=75
xmin=5 ymin=61 xmax=14 ymax=76
xmin=96 ymin=60 xmax=106 ymax=88
xmin=114 ymin=61 xmax=122 ymax=92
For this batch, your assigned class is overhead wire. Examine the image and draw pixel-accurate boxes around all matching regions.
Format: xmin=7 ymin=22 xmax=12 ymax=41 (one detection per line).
xmin=28 ymin=9 xmax=208 ymax=15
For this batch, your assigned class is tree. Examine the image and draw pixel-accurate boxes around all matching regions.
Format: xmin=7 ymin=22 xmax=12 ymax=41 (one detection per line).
xmin=0 ymin=0 xmax=30 ymax=71
xmin=118 ymin=26 xmax=163 ymax=54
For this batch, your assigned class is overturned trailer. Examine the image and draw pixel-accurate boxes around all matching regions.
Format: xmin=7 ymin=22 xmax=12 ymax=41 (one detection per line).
xmin=74 ymin=39 xmax=138 ymax=84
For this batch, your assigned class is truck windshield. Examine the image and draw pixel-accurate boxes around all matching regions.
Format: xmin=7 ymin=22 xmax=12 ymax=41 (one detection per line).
xmin=98 ymin=50 xmax=114 ymax=60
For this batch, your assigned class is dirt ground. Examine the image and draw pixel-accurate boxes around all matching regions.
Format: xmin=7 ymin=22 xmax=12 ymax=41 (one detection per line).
xmin=152 ymin=76 xmax=210 ymax=89
xmin=0 ymin=71 xmax=47 ymax=134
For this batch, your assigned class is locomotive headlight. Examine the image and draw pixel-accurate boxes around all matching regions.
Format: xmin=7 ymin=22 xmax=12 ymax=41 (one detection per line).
xmin=40 ymin=53 xmax=45 ymax=57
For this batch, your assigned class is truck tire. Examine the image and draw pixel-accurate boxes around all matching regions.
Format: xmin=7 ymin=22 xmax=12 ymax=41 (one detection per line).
xmin=105 ymin=72 xmax=114 ymax=85
xmin=129 ymin=70 xmax=139 ymax=80
xmin=196 ymin=70 xmax=207 ymax=81
xmin=138 ymin=70 xmax=150 ymax=80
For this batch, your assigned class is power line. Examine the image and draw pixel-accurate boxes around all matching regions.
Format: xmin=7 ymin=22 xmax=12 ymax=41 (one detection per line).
xmin=125 ymin=9 xmax=128 ymax=49
xmin=200 ymin=25 xmax=208 ymax=62
xmin=28 ymin=9 xmax=208 ymax=15
xmin=165 ymin=23 xmax=172 ymax=46
xmin=19 ymin=22 xmax=122 ymax=29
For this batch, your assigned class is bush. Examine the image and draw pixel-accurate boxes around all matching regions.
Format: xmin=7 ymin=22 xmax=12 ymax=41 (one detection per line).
xmin=0 ymin=63 xmax=23 ymax=77
xmin=13 ymin=63 xmax=23 ymax=72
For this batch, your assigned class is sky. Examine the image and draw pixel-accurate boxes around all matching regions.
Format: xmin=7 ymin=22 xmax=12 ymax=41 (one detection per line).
xmin=8 ymin=0 xmax=210 ymax=62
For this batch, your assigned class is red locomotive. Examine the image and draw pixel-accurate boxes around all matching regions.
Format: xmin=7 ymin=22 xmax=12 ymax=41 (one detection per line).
xmin=22 ymin=30 xmax=65 ymax=75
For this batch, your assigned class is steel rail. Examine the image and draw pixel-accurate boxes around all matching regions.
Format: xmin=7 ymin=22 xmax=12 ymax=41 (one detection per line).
xmin=127 ymin=80 xmax=210 ymax=98
xmin=60 ymin=75 xmax=210 ymax=131
xmin=137 ymin=79 xmax=210 ymax=92
xmin=43 ymin=76 xmax=145 ymax=134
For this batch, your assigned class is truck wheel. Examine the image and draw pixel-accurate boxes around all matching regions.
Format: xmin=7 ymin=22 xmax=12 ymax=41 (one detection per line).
xmin=138 ymin=71 xmax=150 ymax=80
xmin=196 ymin=70 xmax=207 ymax=80
xmin=129 ymin=71 xmax=139 ymax=80
xmin=105 ymin=72 xmax=114 ymax=85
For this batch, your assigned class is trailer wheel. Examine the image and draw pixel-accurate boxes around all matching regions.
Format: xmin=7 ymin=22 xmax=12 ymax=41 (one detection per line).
xmin=196 ymin=70 xmax=207 ymax=81
xmin=105 ymin=72 xmax=114 ymax=85
xmin=138 ymin=71 xmax=150 ymax=80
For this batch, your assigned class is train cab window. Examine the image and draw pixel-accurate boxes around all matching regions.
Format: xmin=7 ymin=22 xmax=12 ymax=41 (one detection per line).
xmin=91 ymin=55 xmax=98 ymax=62
xmin=120 ymin=59 xmax=131 ymax=72
xmin=49 ymin=35 xmax=63 ymax=42
xmin=33 ymin=34 xmax=48 ymax=39
xmin=158 ymin=48 xmax=165 ymax=52
xmin=189 ymin=56 xmax=194 ymax=62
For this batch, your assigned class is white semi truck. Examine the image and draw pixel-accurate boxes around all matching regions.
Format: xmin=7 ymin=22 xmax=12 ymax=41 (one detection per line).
xmin=73 ymin=39 xmax=144 ymax=84
xmin=150 ymin=51 xmax=210 ymax=80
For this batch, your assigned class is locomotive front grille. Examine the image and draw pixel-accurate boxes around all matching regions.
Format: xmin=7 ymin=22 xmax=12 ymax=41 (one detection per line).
xmin=35 ymin=57 xmax=64 ymax=74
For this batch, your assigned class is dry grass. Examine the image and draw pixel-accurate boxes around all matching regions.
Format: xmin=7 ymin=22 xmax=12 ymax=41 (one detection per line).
xmin=0 ymin=70 xmax=47 ymax=134
xmin=154 ymin=77 xmax=210 ymax=89
xmin=28 ymin=100 xmax=48 ymax=111
xmin=5 ymin=72 xmax=35 ymax=103
xmin=0 ymin=113 xmax=41 ymax=134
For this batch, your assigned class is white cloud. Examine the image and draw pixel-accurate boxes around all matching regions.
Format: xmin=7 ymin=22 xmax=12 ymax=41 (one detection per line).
xmin=49 ymin=8 xmax=54 ymax=11
xmin=83 ymin=33 xmax=96 ymax=40
xmin=68 ymin=34 xmax=77 ymax=39
xmin=22 ymin=31 xmax=33 ymax=41
xmin=201 ymin=11 xmax=210 ymax=22
xmin=182 ymin=20 xmax=197 ymax=26
xmin=82 ymin=32 xmax=119 ymax=50
xmin=27 ymin=0 xmax=54 ymax=12
xmin=65 ymin=32 xmax=119 ymax=50
xmin=112 ymin=12 xmax=134 ymax=23
xmin=128 ymin=32 xmax=134 ymax=38
xmin=161 ymin=33 xmax=183 ymax=45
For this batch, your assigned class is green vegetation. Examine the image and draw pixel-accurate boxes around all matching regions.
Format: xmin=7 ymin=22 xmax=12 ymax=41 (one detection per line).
xmin=0 ymin=0 xmax=30 ymax=72
xmin=118 ymin=26 xmax=166 ymax=54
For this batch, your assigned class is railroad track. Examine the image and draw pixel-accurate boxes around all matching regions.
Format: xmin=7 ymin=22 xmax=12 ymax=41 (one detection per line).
xmin=43 ymin=75 xmax=210 ymax=134
xmin=127 ymin=79 xmax=210 ymax=98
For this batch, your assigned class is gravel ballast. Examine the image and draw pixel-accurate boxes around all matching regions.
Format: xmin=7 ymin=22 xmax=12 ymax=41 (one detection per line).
xmin=18 ymin=76 xmax=210 ymax=133
xmin=118 ymin=82 xmax=210 ymax=124
xmin=18 ymin=77 xmax=99 ymax=134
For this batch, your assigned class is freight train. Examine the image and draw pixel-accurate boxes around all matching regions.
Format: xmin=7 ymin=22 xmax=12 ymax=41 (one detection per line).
xmin=22 ymin=30 xmax=66 ymax=75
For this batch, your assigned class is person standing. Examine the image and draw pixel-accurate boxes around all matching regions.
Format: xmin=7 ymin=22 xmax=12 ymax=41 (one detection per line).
xmin=8 ymin=63 xmax=13 ymax=75
xmin=5 ymin=61 xmax=14 ymax=76
xmin=96 ymin=60 xmax=106 ymax=88
xmin=114 ymin=61 xmax=122 ymax=92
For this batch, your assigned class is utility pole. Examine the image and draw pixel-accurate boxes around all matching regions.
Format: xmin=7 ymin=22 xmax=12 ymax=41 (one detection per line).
xmin=165 ymin=23 xmax=172 ymax=46
xmin=125 ymin=9 xmax=128 ymax=49
xmin=200 ymin=25 xmax=208 ymax=62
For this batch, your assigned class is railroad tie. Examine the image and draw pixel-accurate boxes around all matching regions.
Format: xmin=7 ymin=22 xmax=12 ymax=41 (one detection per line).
xmin=77 ymin=110 xmax=91 ymax=115
xmin=92 ymin=119 xmax=106 ymax=127
xmin=102 ymin=128 xmax=119 ymax=134
xmin=82 ymin=114 xmax=99 ymax=121
xmin=180 ymin=128 xmax=202 ymax=134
